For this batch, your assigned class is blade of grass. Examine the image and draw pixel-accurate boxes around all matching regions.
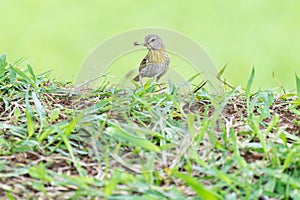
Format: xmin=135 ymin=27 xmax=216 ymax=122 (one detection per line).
xmin=246 ymin=67 xmax=255 ymax=116
xmin=172 ymin=169 xmax=221 ymax=200
xmin=0 ymin=167 xmax=29 ymax=178
xmin=56 ymin=117 xmax=87 ymax=176
xmin=11 ymin=56 xmax=28 ymax=67
xmin=229 ymin=128 xmax=247 ymax=168
xmin=216 ymin=62 xmax=228 ymax=79
xmin=262 ymin=168 xmax=300 ymax=188
xmin=25 ymin=90 xmax=34 ymax=139
xmin=28 ymin=163 xmax=53 ymax=183
xmin=187 ymin=72 xmax=202 ymax=82
xmin=107 ymin=127 xmax=161 ymax=153
xmin=27 ymin=64 xmax=36 ymax=82
xmin=249 ymin=116 xmax=267 ymax=152
xmin=282 ymin=149 xmax=296 ymax=172
xmin=10 ymin=67 xmax=37 ymax=88
xmin=104 ymin=170 xmax=121 ymax=196
xmin=192 ymin=80 xmax=207 ymax=93
xmin=296 ymin=73 xmax=300 ymax=101
xmin=8 ymin=67 xmax=16 ymax=83
xmin=32 ymin=92 xmax=46 ymax=130
xmin=0 ymin=53 xmax=7 ymax=77
xmin=265 ymin=115 xmax=279 ymax=134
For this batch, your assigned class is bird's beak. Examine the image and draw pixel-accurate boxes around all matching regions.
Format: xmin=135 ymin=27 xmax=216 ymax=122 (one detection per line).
xmin=143 ymin=42 xmax=148 ymax=47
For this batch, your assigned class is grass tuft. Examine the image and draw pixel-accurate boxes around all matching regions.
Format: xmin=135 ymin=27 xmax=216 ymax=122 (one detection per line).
xmin=0 ymin=54 xmax=300 ymax=199
xmin=296 ymin=73 xmax=300 ymax=101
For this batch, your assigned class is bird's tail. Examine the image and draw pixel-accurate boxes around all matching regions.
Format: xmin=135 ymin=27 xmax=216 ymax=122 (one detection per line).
xmin=133 ymin=75 xmax=140 ymax=81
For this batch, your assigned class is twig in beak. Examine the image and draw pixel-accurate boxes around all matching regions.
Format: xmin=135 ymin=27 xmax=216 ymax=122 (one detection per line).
xmin=133 ymin=41 xmax=143 ymax=46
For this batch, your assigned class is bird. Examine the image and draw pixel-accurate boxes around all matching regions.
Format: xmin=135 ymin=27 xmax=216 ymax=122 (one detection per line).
xmin=133 ymin=34 xmax=170 ymax=87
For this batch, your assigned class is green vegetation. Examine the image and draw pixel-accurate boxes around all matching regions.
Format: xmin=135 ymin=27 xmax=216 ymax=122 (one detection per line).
xmin=1 ymin=53 xmax=300 ymax=199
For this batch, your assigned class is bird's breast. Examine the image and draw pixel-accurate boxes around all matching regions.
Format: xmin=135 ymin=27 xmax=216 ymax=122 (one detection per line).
xmin=147 ymin=49 xmax=169 ymax=64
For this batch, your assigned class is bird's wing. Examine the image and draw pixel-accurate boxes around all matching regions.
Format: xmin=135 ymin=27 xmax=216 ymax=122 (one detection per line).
xmin=138 ymin=56 xmax=147 ymax=72
xmin=166 ymin=54 xmax=170 ymax=66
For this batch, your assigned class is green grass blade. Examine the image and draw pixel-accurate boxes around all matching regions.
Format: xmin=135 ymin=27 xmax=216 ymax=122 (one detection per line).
xmin=58 ymin=120 xmax=76 ymax=160
xmin=262 ymin=168 xmax=300 ymax=188
xmin=25 ymin=91 xmax=34 ymax=138
xmin=0 ymin=53 xmax=7 ymax=77
xmin=32 ymin=92 xmax=46 ymax=128
xmin=217 ymin=62 xmax=228 ymax=79
xmin=282 ymin=149 xmax=296 ymax=172
xmin=172 ymin=169 xmax=221 ymax=200
xmin=290 ymin=108 xmax=300 ymax=116
xmin=296 ymin=73 xmax=300 ymax=100
xmin=187 ymin=114 xmax=195 ymax=135
xmin=25 ymin=107 xmax=34 ymax=138
xmin=8 ymin=67 xmax=17 ymax=83
xmin=4 ymin=192 xmax=16 ymax=200
xmin=246 ymin=67 xmax=255 ymax=115
xmin=229 ymin=128 xmax=247 ymax=168
xmin=108 ymin=127 xmax=161 ymax=152
xmin=10 ymin=67 xmax=37 ymax=88
xmin=27 ymin=64 xmax=36 ymax=82
xmin=104 ymin=170 xmax=121 ymax=195
xmin=57 ymin=122 xmax=84 ymax=176
xmin=265 ymin=115 xmax=279 ymax=134
xmin=192 ymin=80 xmax=207 ymax=93
xmin=38 ymin=127 xmax=54 ymax=143
xmin=187 ymin=72 xmax=202 ymax=82
xmin=249 ymin=116 xmax=267 ymax=152
xmin=28 ymin=163 xmax=53 ymax=182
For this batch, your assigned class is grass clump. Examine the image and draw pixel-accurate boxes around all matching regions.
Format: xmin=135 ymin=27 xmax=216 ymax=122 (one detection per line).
xmin=0 ymin=53 xmax=300 ymax=200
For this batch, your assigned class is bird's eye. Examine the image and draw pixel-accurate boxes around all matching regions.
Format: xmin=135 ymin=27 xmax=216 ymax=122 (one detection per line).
xmin=150 ymin=38 xmax=155 ymax=42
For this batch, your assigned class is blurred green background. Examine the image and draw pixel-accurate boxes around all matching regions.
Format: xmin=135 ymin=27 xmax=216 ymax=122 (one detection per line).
xmin=1 ymin=0 xmax=299 ymax=90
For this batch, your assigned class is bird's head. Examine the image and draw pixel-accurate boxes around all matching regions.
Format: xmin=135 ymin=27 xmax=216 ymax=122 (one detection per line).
xmin=144 ymin=34 xmax=164 ymax=50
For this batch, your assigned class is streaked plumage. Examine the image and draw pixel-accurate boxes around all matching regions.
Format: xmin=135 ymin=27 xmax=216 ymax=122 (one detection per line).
xmin=133 ymin=34 xmax=170 ymax=86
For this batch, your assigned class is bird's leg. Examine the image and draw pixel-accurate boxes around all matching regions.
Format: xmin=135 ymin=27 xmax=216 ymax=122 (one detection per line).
xmin=158 ymin=84 xmax=162 ymax=90
xmin=156 ymin=78 xmax=162 ymax=90
xmin=139 ymin=74 xmax=143 ymax=87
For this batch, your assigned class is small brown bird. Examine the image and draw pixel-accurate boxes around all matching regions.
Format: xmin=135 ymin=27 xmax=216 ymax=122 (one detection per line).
xmin=133 ymin=34 xmax=170 ymax=87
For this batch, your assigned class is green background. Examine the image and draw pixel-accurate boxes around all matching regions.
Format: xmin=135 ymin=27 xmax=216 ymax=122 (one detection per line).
xmin=1 ymin=0 xmax=299 ymax=90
